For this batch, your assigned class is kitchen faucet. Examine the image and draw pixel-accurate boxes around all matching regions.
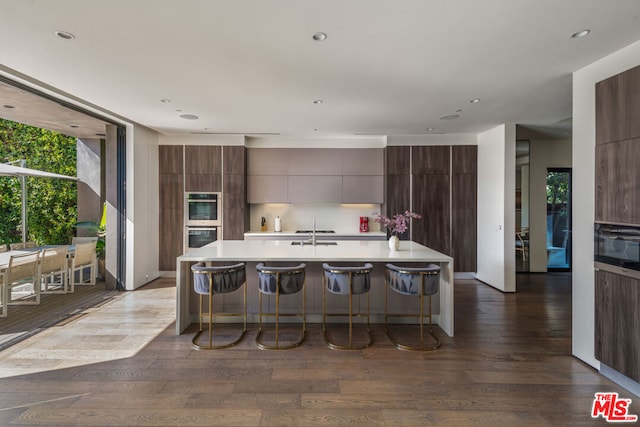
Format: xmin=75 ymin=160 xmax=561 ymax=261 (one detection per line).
xmin=311 ymin=216 xmax=317 ymax=246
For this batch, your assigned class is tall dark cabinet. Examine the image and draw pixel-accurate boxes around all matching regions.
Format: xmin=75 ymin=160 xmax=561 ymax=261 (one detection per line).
xmin=385 ymin=146 xmax=411 ymax=240
xmin=159 ymin=145 xmax=184 ymax=271
xmin=385 ymin=145 xmax=477 ymax=271
xmin=184 ymin=145 xmax=222 ymax=192
xmin=412 ymin=146 xmax=450 ymax=254
xmin=594 ymin=64 xmax=640 ymax=382
xmin=223 ymin=146 xmax=250 ymax=240
xmin=451 ymin=145 xmax=478 ymax=272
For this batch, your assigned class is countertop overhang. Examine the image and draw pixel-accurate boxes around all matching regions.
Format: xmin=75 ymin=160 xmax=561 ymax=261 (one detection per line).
xmin=179 ymin=239 xmax=451 ymax=263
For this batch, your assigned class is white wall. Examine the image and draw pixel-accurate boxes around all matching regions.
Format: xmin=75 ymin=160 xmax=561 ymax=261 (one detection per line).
xmin=528 ymin=139 xmax=572 ymax=272
xmin=126 ymin=125 xmax=160 ymax=290
xmin=572 ymin=40 xmax=640 ymax=368
xmin=476 ymin=124 xmax=516 ymax=292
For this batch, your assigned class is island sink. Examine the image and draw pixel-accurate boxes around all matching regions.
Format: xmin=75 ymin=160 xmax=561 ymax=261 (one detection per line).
xmin=291 ymin=241 xmax=338 ymax=246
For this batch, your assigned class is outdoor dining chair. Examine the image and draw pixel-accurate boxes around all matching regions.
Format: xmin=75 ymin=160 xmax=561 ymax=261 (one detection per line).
xmin=40 ymin=246 xmax=69 ymax=294
xmin=1 ymin=251 xmax=41 ymax=317
xmin=69 ymin=241 xmax=97 ymax=291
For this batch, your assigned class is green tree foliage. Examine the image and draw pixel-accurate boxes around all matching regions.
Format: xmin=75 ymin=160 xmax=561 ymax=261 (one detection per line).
xmin=0 ymin=118 xmax=77 ymax=245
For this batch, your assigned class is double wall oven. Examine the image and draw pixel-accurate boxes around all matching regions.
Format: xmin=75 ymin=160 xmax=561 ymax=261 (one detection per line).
xmin=184 ymin=192 xmax=221 ymax=250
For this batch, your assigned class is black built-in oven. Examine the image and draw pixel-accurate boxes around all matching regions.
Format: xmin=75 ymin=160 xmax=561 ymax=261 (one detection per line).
xmin=594 ymin=223 xmax=640 ymax=277
xmin=185 ymin=226 xmax=219 ymax=250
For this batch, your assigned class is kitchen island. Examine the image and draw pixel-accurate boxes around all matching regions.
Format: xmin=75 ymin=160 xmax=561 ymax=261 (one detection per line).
xmin=175 ymin=239 xmax=454 ymax=336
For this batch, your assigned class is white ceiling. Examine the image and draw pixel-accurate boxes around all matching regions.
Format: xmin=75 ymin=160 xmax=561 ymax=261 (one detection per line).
xmin=1 ymin=0 xmax=640 ymax=139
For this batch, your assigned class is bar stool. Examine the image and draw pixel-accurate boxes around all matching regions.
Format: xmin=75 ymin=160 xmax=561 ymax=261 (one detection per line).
xmin=322 ymin=263 xmax=373 ymax=350
xmin=255 ymin=263 xmax=306 ymax=350
xmin=191 ymin=262 xmax=247 ymax=350
xmin=385 ymin=263 xmax=441 ymax=351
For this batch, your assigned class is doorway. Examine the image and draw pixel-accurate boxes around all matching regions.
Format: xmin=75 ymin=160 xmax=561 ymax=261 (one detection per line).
xmin=546 ymin=168 xmax=571 ymax=271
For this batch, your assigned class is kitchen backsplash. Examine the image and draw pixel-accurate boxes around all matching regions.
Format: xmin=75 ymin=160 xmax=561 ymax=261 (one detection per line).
xmin=250 ymin=204 xmax=382 ymax=233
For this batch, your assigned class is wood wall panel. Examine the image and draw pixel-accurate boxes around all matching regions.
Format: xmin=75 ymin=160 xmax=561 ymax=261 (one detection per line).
xmin=159 ymin=145 xmax=183 ymax=174
xmin=159 ymin=174 xmax=183 ymax=209
xmin=185 ymin=145 xmax=222 ymax=175
xmin=159 ymin=208 xmax=183 ymax=271
xmin=386 ymin=146 xmax=410 ymax=175
xmin=452 ymin=174 xmax=477 ymax=271
xmin=185 ymin=174 xmax=222 ymax=192
xmin=452 ymin=145 xmax=477 ymax=174
xmin=412 ymin=174 xmax=450 ymax=254
xmin=595 ymin=138 xmax=640 ymax=224
xmin=412 ymin=145 xmax=450 ymax=175
xmin=223 ymin=146 xmax=246 ymax=175
xmin=596 ymin=74 xmax=623 ymax=145
xmin=595 ymin=270 xmax=640 ymax=382
xmin=385 ymin=174 xmax=411 ymax=240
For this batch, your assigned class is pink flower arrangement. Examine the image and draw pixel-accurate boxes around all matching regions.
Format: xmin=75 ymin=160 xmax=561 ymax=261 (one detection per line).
xmin=374 ymin=210 xmax=422 ymax=236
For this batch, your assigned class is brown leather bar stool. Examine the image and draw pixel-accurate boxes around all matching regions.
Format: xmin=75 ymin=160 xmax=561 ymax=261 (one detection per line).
xmin=255 ymin=262 xmax=306 ymax=350
xmin=385 ymin=263 xmax=441 ymax=351
xmin=322 ymin=263 xmax=373 ymax=350
xmin=191 ymin=262 xmax=247 ymax=350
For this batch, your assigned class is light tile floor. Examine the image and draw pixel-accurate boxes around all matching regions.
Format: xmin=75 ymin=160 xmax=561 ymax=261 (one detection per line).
xmin=0 ymin=280 xmax=175 ymax=378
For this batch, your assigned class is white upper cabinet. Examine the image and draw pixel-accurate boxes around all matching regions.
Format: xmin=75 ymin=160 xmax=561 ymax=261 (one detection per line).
xmin=247 ymin=148 xmax=288 ymax=175
xmin=341 ymin=149 xmax=384 ymax=175
xmin=247 ymin=147 xmax=384 ymax=203
xmin=288 ymin=148 xmax=342 ymax=175
xmin=343 ymin=175 xmax=384 ymax=203
xmin=288 ymin=176 xmax=343 ymax=203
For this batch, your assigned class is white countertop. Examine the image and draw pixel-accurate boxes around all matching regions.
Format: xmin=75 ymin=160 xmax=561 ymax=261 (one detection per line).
xmin=244 ymin=230 xmax=386 ymax=237
xmin=179 ymin=239 xmax=452 ymax=263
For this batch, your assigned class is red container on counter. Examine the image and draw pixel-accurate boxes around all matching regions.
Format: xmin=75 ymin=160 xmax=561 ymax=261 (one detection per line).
xmin=359 ymin=216 xmax=369 ymax=232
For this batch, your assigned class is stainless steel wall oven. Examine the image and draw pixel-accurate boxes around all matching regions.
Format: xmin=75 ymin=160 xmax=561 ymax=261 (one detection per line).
xmin=185 ymin=192 xmax=221 ymax=226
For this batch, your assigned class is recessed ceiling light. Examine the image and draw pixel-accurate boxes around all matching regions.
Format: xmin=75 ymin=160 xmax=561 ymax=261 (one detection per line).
xmin=160 ymin=98 xmax=171 ymax=103
xmin=571 ymin=29 xmax=591 ymax=39
xmin=426 ymin=128 xmax=434 ymax=131
xmin=3 ymin=104 xmax=15 ymax=109
xmin=313 ymin=100 xmax=323 ymax=104
xmin=179 ymin=114 xmax=199 ymax=120
xmin=312 ymin=32 xmax=327 ymax=41
xmin=54 ymin=30 xmax=75 ymax=40
xmin=314 ymin=128 xmax=320 ymax=131
xmin=470 ymin=98 xmax=481 ymax=103
xmin=439 ymin=114 xmax=460 ymax=120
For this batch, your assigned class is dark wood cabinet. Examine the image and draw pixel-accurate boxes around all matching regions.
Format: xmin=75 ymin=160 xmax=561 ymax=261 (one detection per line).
xmin=159 ymin=208 xmax=183 ymax=271
xmin=159 ymin=146 xmax=184 ymax=271
xmin=159 ymin=145 xmax=183 ymax=175
xmin=385 ymin=145 xmax=477 ymax=269
xmin=223 ymin=146 xmax=249 ymax=240
xmin=412 ymin=174 xmax=450 ymax=254
xmin=595 ymin=138 xmax=640 ymax=225
xmin=412 ymin=145 xmax=450 ymax=175
xmin=385 ymin=146 xmax=411 ymax=240
xmin=595 ymin=270 xmax=640 ymax=382
xmin=185 ymin=145 xmax=222 ymax=192
xmin=451 ymin=145 xmax=477 ymax=272
xmin=386 ymin=146 xmax=411 ymax=175
xmin=411 ymin=146 xmax=451 ymax=256
xmin=596 ymin=65 xmax=640 ymax=145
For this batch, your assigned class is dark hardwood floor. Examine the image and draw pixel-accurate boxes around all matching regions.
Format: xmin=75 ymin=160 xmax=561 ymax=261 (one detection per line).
xmin=0 ymin=274 xmax=637 ymax=426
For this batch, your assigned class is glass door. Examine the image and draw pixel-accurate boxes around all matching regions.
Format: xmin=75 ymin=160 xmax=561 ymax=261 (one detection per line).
xmin=546 ymin=168 xmax=571 ymax=271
